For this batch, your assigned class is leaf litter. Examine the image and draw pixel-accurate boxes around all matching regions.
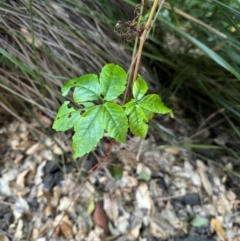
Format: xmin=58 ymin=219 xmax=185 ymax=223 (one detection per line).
xmin=0 ymin=117 xmax=240 ymax=241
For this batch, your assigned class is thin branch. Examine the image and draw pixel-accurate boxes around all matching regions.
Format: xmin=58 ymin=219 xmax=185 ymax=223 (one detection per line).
xmin=47 ymin=139 xmax=115 ymax=240
xmin=132 ymin=0 xmax=165 ymax=84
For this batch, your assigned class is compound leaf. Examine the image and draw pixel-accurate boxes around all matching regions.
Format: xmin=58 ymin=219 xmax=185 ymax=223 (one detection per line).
xmin=139 ymin=94 xmax=173 ymax=117
xmin=61 ymin=74 xmax=101 ymax=102
xmin=133 ymin=76 xmax=148 ymax=100
xmin=128 ymin=105 xmax=148 ymax=139
xmin=72 ymin=105 xmax=104 ymax=158
xmin=142 ymin=108 xmax=154 ymax=121
xmin=103 ymin=102 xmax=128 ymax=142
xmin=100 ymin=63 xmax=127 ymax=101
xmin=124 ymin=99 xmax=135 ymax=115
xmin=52 ymin=101 xmax=80 ymax=131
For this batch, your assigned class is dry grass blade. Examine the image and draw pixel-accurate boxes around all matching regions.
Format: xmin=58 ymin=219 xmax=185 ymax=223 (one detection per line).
xmin=0 ymin=0 xmax=134 ymax=121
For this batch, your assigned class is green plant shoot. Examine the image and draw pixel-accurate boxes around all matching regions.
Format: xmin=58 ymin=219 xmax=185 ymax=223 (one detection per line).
xmin=53 ymin=63 xmax=173 ymax=158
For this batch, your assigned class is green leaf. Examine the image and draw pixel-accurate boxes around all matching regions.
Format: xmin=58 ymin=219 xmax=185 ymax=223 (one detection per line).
xmin=82 ymin=102 xmax=95 ymax=108
xmin=191 ymin=216 xmax=209 ymax=227
xmin=139 ymin=94 xmax=173 ymax=117
xmin=142 ymin=108 xmax=154 ymax=121
xmin=52 ymin=101 xmax=81 ymax=131
xmin=124 ymin=99 xmax=135 ymax=115
xmin=87 ymin=197 xmax=95 ymax=214
xmin=72 ymin=105 xmax=104 ymax=158
xmin=109 ymin=165 xmax=123 ymax=179
xmin=103 ymin=102 xmax=128 ymax=142
xmin=61 ymin=74 xmax=101 ymax=102
xmin=128 ymin=105 xmax=148 ymax=138
xmin=100 ymin=63 xmax=127 ymax=101
xmin=133 ymin=76 xmax=148 ymax=100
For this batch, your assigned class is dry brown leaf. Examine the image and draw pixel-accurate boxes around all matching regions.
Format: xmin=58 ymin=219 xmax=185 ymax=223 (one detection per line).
xmin=26 ymin=143 xmax=41 ymax=155
xmin=51 ymin=186 xmax=61 ymax=207
xmin=216 ymin=193 xmax=231 ymax=215
xmin=62 ymin=214 xmax=73 ymax=226
xmin=0 ymin=234 xmax=10 ymax=241
xmin=150 ymin=218 xmax=169 ymax=240
xmin=16 ymin=168 xmax=30 ymax=188
xmin=31 ymin=228 xmax=39 ymax=240
xmin=13 ymin=153 xmax=24 ymax=164
xmin=44 ymin=205 xmax=52 ymax=217
xmin=130 ymin=221 xmax=141 ymax=239
xmin=164 ymin=147 xmax=180 ymax=155
xmin=61 ymin=221 xmax=74 ymax=239
xmin=54 ymin=225 xmax=61 ymax=237
xmin=136 ymin=183 xmax=152 ymax=214
xmin=120 ymin=175 xmax=138 ymax=188
xmin=103 ymin=193 xmax=119 ymax=222
xmin=161 ymin=202 xmax=182 ymax=229
xmin=14 ymin=219 xmax=23 ymax=239
xmin=196 ymin=160 xmax=212 ymax=196
xmin=38 ymin=223 xmax=50 ymax=237
xmin=12 ymin=185 xmax=30 ymax=197
xmin=53 ymin=142 xmax=72 ymax=155
xmin=117 ymin=150 xmax=136 ymax=167
xmin=211 ymin=218 xmax=226 ymax=241
xmin=93 ymin=200 xmax=109 ymax=235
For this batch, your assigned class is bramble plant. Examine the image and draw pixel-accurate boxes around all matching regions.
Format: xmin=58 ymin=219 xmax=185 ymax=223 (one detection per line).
xmin=53 ymin=63 xmax=173 ymax=158
xmin=52 ymin=0 xmax=173 ymax=158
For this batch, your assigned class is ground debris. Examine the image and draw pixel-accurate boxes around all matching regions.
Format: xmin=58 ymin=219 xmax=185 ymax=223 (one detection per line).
xmin=0 ymin=119 xmax=240 ymax=241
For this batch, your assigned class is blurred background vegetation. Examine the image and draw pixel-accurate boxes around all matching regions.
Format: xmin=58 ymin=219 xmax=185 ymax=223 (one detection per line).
xmin=0 ymin=0 xmax=239 ymax=171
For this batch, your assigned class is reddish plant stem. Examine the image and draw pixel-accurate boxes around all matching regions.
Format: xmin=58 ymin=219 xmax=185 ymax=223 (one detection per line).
xmin=48 ymin=139 xmax=115 ymax=240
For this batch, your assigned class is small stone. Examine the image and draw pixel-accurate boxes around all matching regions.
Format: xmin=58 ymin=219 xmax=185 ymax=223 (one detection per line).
xmin=43 ymin=161 xmax=61 ymax=173
xmin=175 ymin=193 xmax=201 ymax=206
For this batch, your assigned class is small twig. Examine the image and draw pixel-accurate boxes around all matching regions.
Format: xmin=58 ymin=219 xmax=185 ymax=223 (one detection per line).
xmin=196 ymin=108 xmax=225 ymax=132
xmin=92 ymin=150 xmax=114 ymax=181
xmin=47 ymin=139 xmax=115 ymax=240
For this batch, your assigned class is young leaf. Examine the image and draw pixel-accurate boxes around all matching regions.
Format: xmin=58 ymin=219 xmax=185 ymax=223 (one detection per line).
xmin=133 ymin=76 xmax=148 ymax=100
xmin=52 ymin=101 xmax=80 ymax=131
xmin=128 ymin=105 xmax=148 ymax=138
xmin=72 ymin=105 xmax=104 ymax=158
xmin=100 ymin=63 xmax=127 ymax=101
xmin=103 ymin=102 xmax=128 ymax=142
xmin=61 ymin=74 xmax=101 ymax=102
xmin=142 ymin=108 xmax=154 ymax=121
xmin=139 ymin=94 xmax=173 ymax=117
xmin=124 ymin=99 xmax=135 ymax=115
